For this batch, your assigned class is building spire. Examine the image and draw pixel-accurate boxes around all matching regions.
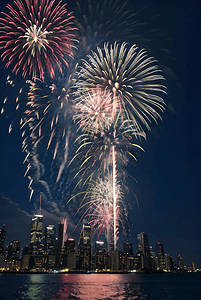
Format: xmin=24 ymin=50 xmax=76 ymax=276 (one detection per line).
xmin=40 ymin=195 xmax=42 ymax=215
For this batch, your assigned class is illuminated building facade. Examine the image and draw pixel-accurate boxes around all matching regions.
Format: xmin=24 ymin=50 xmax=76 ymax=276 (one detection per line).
xmin=177 ymin=254 xmax=184 ymax=270
xmin=156 ymin=242 xmax=165 ymax=270
xmin=137 ymin=232 xmax=150 ymax=269
xmin=94 ymin=241 xmax=110 ymax=270
xmin=94 ymin=248 xmax=110 ymax=270
xmin=165 ymin=254 xmax=174 ymax=272
xmin=76 ymin=223 xmax=91 ymax=270
xmin=95 ymin=241 xmax=105 ymax=252
xmin=28 ymin=254 xmax=55 ymax=271
xmin=0 ymin=224 xmax=6 ymax=256
xmin=58 ymin=223 xmax=64 ymax=252
xmin=123 ymin=242 xmax=134 ymax=270
xmin=137 ymin=232 xmax=150 ymax=256
xmin=30 ymin=214 xmax=43 ymax=254
xmin=123 ymin=242 xmax=133 ymax=256
xmin=44 ymin=225 xmax=56 ymax=254
xmin=63 ymin=238 xmax=76 ymax=269
xmin=55 ymin=223 xmax=64 ymax=268
xmin=4 ymin=240 xmax=20 ymax=271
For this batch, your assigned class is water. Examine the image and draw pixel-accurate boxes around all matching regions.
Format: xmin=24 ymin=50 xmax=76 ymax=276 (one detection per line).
xmin=0 ymin=273 xmax=200 ymax=300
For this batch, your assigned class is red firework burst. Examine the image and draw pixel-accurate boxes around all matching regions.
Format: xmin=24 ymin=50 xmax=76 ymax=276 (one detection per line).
xmin=0 ymin=0 xmax=78 ymax=80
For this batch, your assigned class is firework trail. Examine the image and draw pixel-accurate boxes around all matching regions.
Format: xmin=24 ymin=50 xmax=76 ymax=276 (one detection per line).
xmin=0 ymin=0 xmax=78 ymax=80
xmin=78 ymin=178 xmax=124 ymax=251
xmin=20 ymin=71 xmax=78 ymax=204
xmin=61 ymin=217 xmax=68 ymax=247
xmin=0 ymin=67 xmax=79 ymax=210
xmin=73 ymin=88 xmax=144 ymax=248
xmin=73 ymin=41 xmax=166 ymax=248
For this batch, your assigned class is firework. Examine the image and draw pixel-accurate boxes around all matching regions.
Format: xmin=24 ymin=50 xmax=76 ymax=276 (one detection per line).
xmin=72 ymin=112 xmax=144 ymax=179
xmin=13 ymin=67 xmax=78 ymax=205
xmin=75 ymin=42 xmax=166 ymax=134
xmin=73 ymin=87 xmax=117 ymax=136
xmin=68 ymin=0 xmax=149 ymax=58
xmin=82 ymin=177 xmax=123 ymax=250
xmin=72 ymin=110 xmax=144 ymax=249
xmin=0 ymin=0 xmax=78 ymax=80
xmin=61 ymin=217 xmax=68 ymax=247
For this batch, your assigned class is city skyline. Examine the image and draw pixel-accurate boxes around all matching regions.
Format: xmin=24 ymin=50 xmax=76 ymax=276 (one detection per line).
xmin=0 ymin=213 xmax=198 ymax=270
xmin=1 ymin=215 xmax=197 ymax=273
xmin=0 ymin=0 xmax=200 ymax=270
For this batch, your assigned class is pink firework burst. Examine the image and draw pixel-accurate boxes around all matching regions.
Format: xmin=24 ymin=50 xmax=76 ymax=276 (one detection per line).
xmin=74 ymin=87 xmax=116 ymax=136
xmin=0 ymin=0 xmax=78 ymax=80
xmin=88 ymin=203 xmax=113 ymax=249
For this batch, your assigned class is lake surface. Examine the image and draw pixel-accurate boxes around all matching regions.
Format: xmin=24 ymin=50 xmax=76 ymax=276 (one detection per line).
xmin=0 ymin=273 xmax=200 ymax=300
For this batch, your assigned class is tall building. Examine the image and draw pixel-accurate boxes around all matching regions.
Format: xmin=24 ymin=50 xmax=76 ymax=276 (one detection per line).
xmin=177 ymin=254 xmax=183 ymax=270
xmin=95 ymin=241 xmax=105 ymax=252
xmin=0 ymin=224 xmax=6 ymax=256
xmin=4 ymin=240 xmax=20 ymax=271
xmin=95 ymin=248 xmax=110 ymax=270
xmin=64 ymin=238 xmax=75 ymax=254
xmin=55 ymin=223 xmax=64 ymax=268
xmin=30 ymin=214 xmax=43 ymax=254
xmin=137 ymin=232 xmax=150 ymax=256
xmin=44 ymin=225 xmax=56 ymax=254
xmin=156 ymin=242 xmax=165 ymax=270
xmin=76 ymin=223 xmax=91 ymax=270
xmin=123 ymin=242 xmax=133 ymax=256
xmin=63 ymin=238 xmax=76 ymax=270
xmin=149 ymin=246 xmax=156 ymax=271
xmin=137 ymin=232 xmax=150 ymax=269
xmin=149 ymin=246 xmax=155 ymax=259
xmin=165 ymin=254 xmax=174 ymax=272
xmin=122 ymin=242 xmax=134 ymax=271
xmin=58 ymin=223 xmax=64 ymax=253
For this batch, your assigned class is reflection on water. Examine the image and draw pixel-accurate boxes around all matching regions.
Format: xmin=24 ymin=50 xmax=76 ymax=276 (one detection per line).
xmin=0 ymin=273 xmax=201 ymax=300
xmin=52 ymin=274 xmax=146 ymax=300
xmin=22 ymin=274 xmax=61 ymax=300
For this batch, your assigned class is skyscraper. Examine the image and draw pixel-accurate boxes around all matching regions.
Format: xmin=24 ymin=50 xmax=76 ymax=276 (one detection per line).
xmin=137 ymin=232 xmax=150 ymax=256
xmin=177 ymin=254 xmax=183 ymax=270
xmin=0 ymin=224 xmax=6 ymax=268
xmin=95 ymin=241 xmax=105 ymax=252
xmin=63 ymin=238 xmax=76 ymax=270
xmin=156 ymin=242 xmax=165 ymax=270
xmin=0 ymin=224 xmax=6 ymax=256
xmin=165 ymin=254 xmax=174 ymax=272
xmin=30 ymin=214 xmax=43 ymax=254
xmin=5 ymin=240 xmax=20 ymax=271
xmin=123 ymin=242 xmax=133 ymax=256
xmin=44 ymin=225 xmax=56 ymax=254
xmin=76 ymin=223 xmax=91 ymax=270
xmin=58 ymin=223 xmax=64 ymax=253
xmin=137 ymin=232 xmax=150 ymax=270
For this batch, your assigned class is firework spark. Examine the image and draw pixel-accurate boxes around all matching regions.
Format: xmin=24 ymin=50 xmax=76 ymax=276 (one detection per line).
xmin=0 ymin=0 xmax=78 ymax=80
xmin=82 ymin=178 xmax=123 ymax=250
xmin=72 ymin=112 xmax=145 ymax=180
xmin=75 ymin=42 xmax=167 ymax=134
xmin=7 ymin=68 xmax=77 ymax=204
xmin=73 ymin=87 xmax=117 ymax=136
xmin=71 ymin=110 xmax=144 ymax=249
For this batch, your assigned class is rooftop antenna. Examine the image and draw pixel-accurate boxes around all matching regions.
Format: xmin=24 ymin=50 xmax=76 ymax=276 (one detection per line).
xmin=40 ymin=195 xmax=42 ymax=215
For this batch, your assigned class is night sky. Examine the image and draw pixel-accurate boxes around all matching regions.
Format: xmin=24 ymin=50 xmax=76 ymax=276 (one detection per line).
xmin=0 ymin=0 xmax=200 ymax=269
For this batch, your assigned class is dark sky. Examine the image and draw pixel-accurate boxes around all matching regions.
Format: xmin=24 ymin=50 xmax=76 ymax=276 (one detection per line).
xmin=0 ymin=0 xmax=200 ymax=269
